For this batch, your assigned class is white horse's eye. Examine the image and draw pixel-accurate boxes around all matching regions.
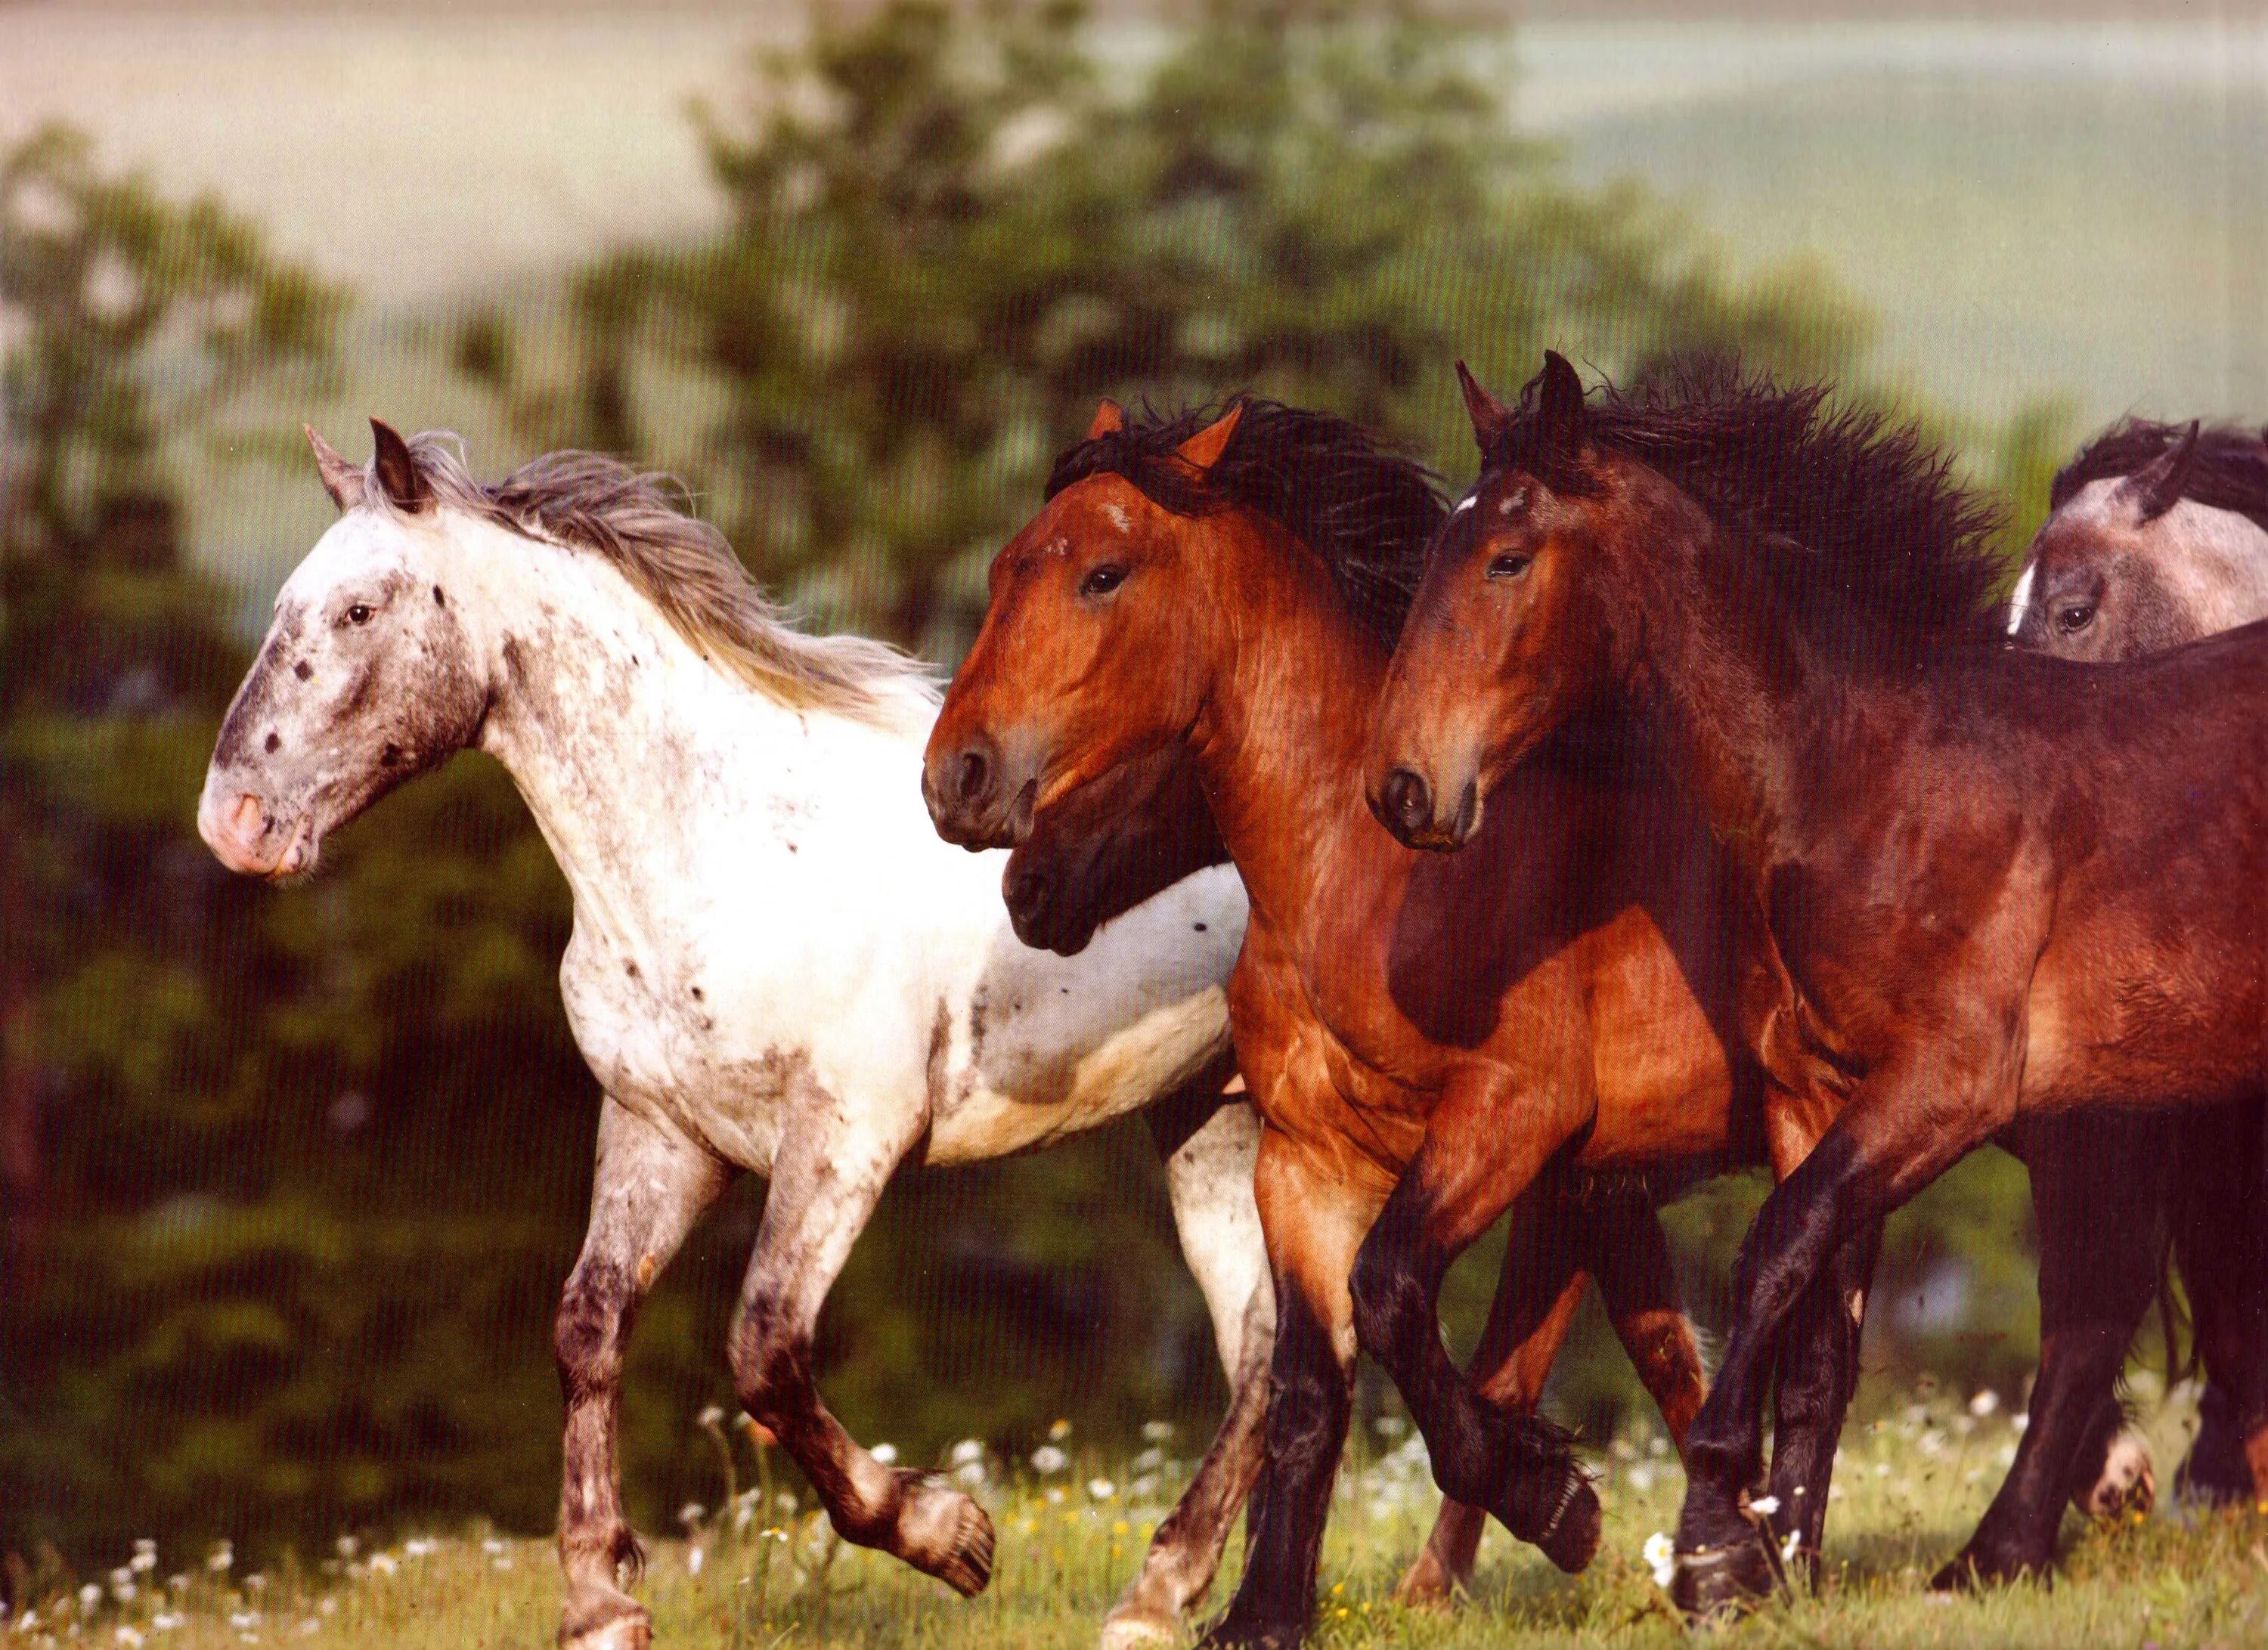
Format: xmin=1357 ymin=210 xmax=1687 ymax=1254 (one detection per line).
xmin=346 ymin=603 xmax=373 ymax=625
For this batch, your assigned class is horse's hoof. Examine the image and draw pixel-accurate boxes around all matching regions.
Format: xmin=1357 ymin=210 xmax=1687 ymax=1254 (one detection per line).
xmin=1929 ymin=1546 xmax=2042 ymax=1593
xmin=1537 ymin=1478 xmax=1603 ymax=1575
xmin=900 ymin=1477 xmax=996 ymax=1597
xmin=1670 ymin=1537 xmax=1776 ymax=1622
xmin=2078 ymin=1432 xmax=2156 ymax=1520
xmin=1198 ymin=1619 xmax=1303 ymax=1650
xmin=559 ymin=1599 xmax=652 ymax=1650
xmin=1388 ymin=1552 xmax=1461 ymax=1611
xmin=1098 ymin=1602 xmax=1183 ymax=1648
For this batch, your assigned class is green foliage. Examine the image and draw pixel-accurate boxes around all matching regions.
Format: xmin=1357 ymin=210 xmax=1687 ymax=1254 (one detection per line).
xmin=505 ymin=0 xmax=1870 ymax=654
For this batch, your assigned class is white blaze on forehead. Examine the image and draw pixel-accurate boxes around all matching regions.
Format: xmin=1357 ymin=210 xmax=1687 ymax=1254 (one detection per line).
xmin=2005 ymin=562 xmax=2037 ymax=636
xmin=1451 ymin=492 xmax=1478 ymax=516
xmin=1101 ymin=503 xmax=1132 ymax=534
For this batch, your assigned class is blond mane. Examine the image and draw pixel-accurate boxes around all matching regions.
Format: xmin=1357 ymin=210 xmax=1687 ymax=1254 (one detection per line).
xmin=364 ymin=434 xmax=937 ymax=730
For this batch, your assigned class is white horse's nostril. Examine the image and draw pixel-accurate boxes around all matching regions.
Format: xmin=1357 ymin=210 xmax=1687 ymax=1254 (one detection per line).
xmin=228 ymin=793 xmax=268 ymax=842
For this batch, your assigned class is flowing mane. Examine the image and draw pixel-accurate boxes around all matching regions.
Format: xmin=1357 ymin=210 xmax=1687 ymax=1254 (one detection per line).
xmin=1046 ymin=398 xmax=1447 ymax=645
xmin=1495 ymin=360 xmax=2007 ymax=667
xmin=2051 ymin=418 xmax=2268 ymax=535
xmin=365 ymin=435 xmax=938 ymax=728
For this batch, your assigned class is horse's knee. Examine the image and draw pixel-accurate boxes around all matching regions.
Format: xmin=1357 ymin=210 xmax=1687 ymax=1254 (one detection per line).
xmin=555 ymin=1264 xmax=633 ymax=1398
xmin=729 ymin=1305 xmax=810 ymax=1428
xmin=1348 ymin=1229 xmax=1430 ymax=1370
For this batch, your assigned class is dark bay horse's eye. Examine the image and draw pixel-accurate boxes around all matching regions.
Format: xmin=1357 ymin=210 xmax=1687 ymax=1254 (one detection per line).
xmin=2056 ymin=602 xmax=2096 ymax=633
xmin=1079 ymin=565 xmax=1128 ymax=599
xmin=345 ymin=603 xmax=373 ymax=626
xmin=1486 ymin=553 xmax=1532 ymax=581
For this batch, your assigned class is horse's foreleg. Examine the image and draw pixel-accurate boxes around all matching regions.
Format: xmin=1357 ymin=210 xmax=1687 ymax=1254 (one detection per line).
xmin=1758 ymin=1220 xmax=1880 ymax=1584
xmin=727 ymin=1103 xmax=994 ymax=1595
xmin=556 ymin=1101 xmax=731 ymax=1650
xmin=1393 ymin=1187 xmax=1590 ymax=1610
xmin=1349 ymin=1085 xmax=1600 ymax=1574
xmin=1674 ymin=1045 xmax=2013 ymax=1621
xmin=1201 ymin=1128 xmax=1386 ymax=1650
xmin=1105 ymin=1083 xmax=1275 ymax=1649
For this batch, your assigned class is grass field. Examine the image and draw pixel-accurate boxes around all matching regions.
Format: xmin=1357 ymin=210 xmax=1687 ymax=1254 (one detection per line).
xmin=20 ymin=1382 xmax=2267 ymax=1649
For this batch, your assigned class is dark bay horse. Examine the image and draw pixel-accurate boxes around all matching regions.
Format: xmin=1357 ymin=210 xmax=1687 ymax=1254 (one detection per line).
xmin=1369 ymin=354 xmax=2268 ymax=1617
xmin=925 ymin=398 xmax=1926 ymax=1648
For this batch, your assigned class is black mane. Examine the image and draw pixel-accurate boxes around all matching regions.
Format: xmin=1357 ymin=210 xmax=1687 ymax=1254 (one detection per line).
xmin=2051 ymin=418 xmax=2268 ymax=535
xmin=1046 ymin=398 xmax=1445 ymax=646
xmin=1493 ymin=358 xmax=2007 ymax=667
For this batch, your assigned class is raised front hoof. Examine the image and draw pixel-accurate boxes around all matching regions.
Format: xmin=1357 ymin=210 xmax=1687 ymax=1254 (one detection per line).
xmin=1669 ymin=1537 xmax=1777 ymax=1623
xmin=1388 ymin=1549 xmax=1464 ymax=1611
xmin=1929 ymin=1543 xmax=2047 ymax=1594
xmin=559 ymin=1593 xmax=651 ymax=1650
xmin=1535 ymin=1478 xmax=1603 ymax=1575
xmin=897 ymin=1473 xmax=996 ymax=1597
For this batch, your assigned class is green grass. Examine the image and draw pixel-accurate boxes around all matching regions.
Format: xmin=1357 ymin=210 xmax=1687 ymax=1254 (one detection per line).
xmin=22 ymin=1385 xmax=2268 ymax=1648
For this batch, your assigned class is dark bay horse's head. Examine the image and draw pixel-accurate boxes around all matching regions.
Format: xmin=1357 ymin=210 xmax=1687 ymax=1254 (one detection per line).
xmin=1368 ymin=355 xmax=1619 ymax=851
xmin=1003 ymin=742 xmax=1225 ymax=955
xmin=198 ymin=423 xmax=489 ymax=878
xmin=2009 ymin=419 xmax=2268 ymax=661
xmin=925 ymin=400 xmax=1247 ymax=851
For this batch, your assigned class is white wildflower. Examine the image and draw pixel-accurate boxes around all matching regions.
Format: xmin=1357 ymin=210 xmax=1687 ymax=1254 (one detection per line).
xmin=229 ymin=1613 xmax=261 ymax=1630
xmin=870 ymin=1444 xmax=898 ymax=1466
xmin=334 ymin=1538 xmax=356 ymax=1560
xmin=480 ymin=1538 xmax=507 ymax=1556
xmin=1628 ymin=1464 xmax=1656 ymax=1493
xmin=1045 ymin=1486 xmax=1065 ymax=1504
xmin=115 ymin=1628 xmax=145 ymax=1647
xmin=152 ymin=1614 xmax=182 ymax=1632
xmin=1030 ymin=1444 xmax=1069 ymax=1475
xmin=954 ymin=1463 xmax=986 ymax=1489
xmin=2012 ymin=1413 xmax=2029 ymax=1433
xmin=1749 ymin=1495 xmax=1780 ymax=1518
xmin=950 ymin=1438 xmax=986 ymax=1468
xmin=244 ymin=1575 xmax=266 ymax=1595
xmin=403 ymin=1539 xmax=435 ymax=1559
xmin=1141 ymin=1421 xmax=1175 ymax=1444
xmin=698 ymin=1405 xmax=727 ymax=1429
xmin=209 ymin=1544 xmax=234 ymax=1574
xmin=1088 ymin=1478 xmax=1117 ymax=1501
xmin=130 ymin=1543 xmax=157 ymax=1574
xmin=366 ymin=1553 xmax=397 ymax=1577
xmin=1643 ymin=1531 xmax=1677 ymax=1590
xmin=686 ymin=1546 xmax=704 ymax=1577
xmin=1048 ymin=1419 xmax=1072 ymax=1441
xmin=677 ymin=1503 xmax=705 ymax=1528
xmin=80 ymin=1583 xmax=103 ymax=1611
xmin=318 ymin=1599 xmax=336 ymax=1617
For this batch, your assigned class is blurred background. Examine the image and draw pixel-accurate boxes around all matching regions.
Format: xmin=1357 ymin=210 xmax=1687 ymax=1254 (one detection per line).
xmin=4 ymin=0 xmax=2263 ymax=1582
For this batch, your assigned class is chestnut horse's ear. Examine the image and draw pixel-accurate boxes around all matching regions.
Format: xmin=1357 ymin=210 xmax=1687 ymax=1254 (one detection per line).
xmin=1535 ymin=350 xmax=1588 ymax=452
xmin=370 ymin=418 xmax=432 ymax=513
xmin=305 ymin=424 xmax=364 ymax=511
xmin=1455 ymin=361 xmax=1513 ymax=455
xmin=2124 ymin=420 xmax=2199 ymax=522
xmin=1174 ymin=403 xmax=1244 ymax=476
xmin=1086 ymin=398 xmax=1126 ymax=441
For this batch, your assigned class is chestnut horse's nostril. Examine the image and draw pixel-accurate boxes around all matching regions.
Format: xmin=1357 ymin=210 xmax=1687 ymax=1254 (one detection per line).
xmin=1381 ymin=767 xmax=1433 ymax=837
xmin=956 ymin=748 xmax=992 ymax=806
xmin=1452 ymin=779 xmax=1479 ymax=844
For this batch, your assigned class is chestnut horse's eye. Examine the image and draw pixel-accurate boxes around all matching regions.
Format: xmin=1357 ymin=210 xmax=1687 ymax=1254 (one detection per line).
xmin=1079 ymin=565 xmax=1128 ymax=599
xmin=345 ymin=602 xmax=373 ymax=626
xmin=1486 ymin=553 xmax=1532 ymax=581
xmin=2056 ymin=602 xmax=2095 ymax=633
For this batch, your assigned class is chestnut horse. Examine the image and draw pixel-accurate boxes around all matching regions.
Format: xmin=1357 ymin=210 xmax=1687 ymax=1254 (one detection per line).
xmin=927 ymin=398 xmax=1919 ymax=1648
xmin=1370 ymin=354 xmax=2268 ymax=1617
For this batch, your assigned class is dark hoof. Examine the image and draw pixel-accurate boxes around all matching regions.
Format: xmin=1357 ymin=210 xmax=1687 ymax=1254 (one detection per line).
xmin=1670 ymin=1534 xmax=1777 ymax=1622
xmin=1537 ymin=1478 xmax=1603 ymax=1574
xmin=1198 ymin=1617 xmax=1303 ymax=1650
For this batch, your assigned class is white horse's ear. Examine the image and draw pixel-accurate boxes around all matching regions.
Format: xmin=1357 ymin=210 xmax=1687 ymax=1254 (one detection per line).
xmin=305 ymin=425 xmax=364 ymax=511
xmin=370 ymin=418 xmax=432 ymax=513
xmin=2124 ymin=421 xmax=2199 ymax=523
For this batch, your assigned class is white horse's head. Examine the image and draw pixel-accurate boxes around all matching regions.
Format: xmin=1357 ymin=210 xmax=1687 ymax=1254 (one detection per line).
xmin=197 ymin=422 xmax=489 ymax=877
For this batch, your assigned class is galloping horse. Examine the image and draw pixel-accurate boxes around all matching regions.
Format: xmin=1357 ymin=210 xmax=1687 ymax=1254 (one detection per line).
xmin=1370 ymin=355 xmax=2268 ymax=1617
xmin=197 ymin=424 xmax=1275 ymax=1650
xmin=927 ymin=398 xmax=1931 ymax=1648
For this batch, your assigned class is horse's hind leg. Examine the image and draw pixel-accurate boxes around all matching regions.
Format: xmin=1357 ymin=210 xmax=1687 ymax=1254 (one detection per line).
xmin=727 ymin=1099 xmax=996 ymax=1595
xmin=1105 ymin=1080 xmax=1275 ymax=1648
xmin=1393 ymin=1188 xmax=1590 ymax=1610
xmin=1932 ymin=1111 xmax=2170 ymax=1590
xmin=556 ymin=1101 xmax=732 ymax=1650
xmin=2170 ymin=1098 xmax=2268 ymax=1503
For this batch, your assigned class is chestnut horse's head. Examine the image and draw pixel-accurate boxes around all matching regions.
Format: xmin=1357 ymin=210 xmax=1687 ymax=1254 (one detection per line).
xmin=199 ymin=422 xmax=488 ymax=878
xmin=1002 ymin=741 xmax=1225 ymax=955
xmin=1368 ymin=354 xmax=1615 ymax=850
xmin=923 ymin=400 xmax=1253 ymax=850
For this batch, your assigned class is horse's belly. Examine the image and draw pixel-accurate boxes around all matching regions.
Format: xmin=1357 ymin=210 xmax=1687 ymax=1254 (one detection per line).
xmin=926 ymin=983 xmax=1233 ymax=1164
xmin=1576 ymin=908 xmax=1740 ymax=1167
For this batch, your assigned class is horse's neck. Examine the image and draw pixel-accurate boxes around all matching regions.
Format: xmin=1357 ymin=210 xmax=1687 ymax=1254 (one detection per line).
xmin=454 ymin=525 xmax=902 ymax=944
xmin=1613 ymin=501 xmax=1811 ymax=868
xmin=1191 ymin=528 xmax=1386 ymax=931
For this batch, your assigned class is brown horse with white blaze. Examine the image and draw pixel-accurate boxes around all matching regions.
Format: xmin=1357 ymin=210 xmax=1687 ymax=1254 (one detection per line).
xmin=1368 ymin=354 xmax=2268 ymax=1617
